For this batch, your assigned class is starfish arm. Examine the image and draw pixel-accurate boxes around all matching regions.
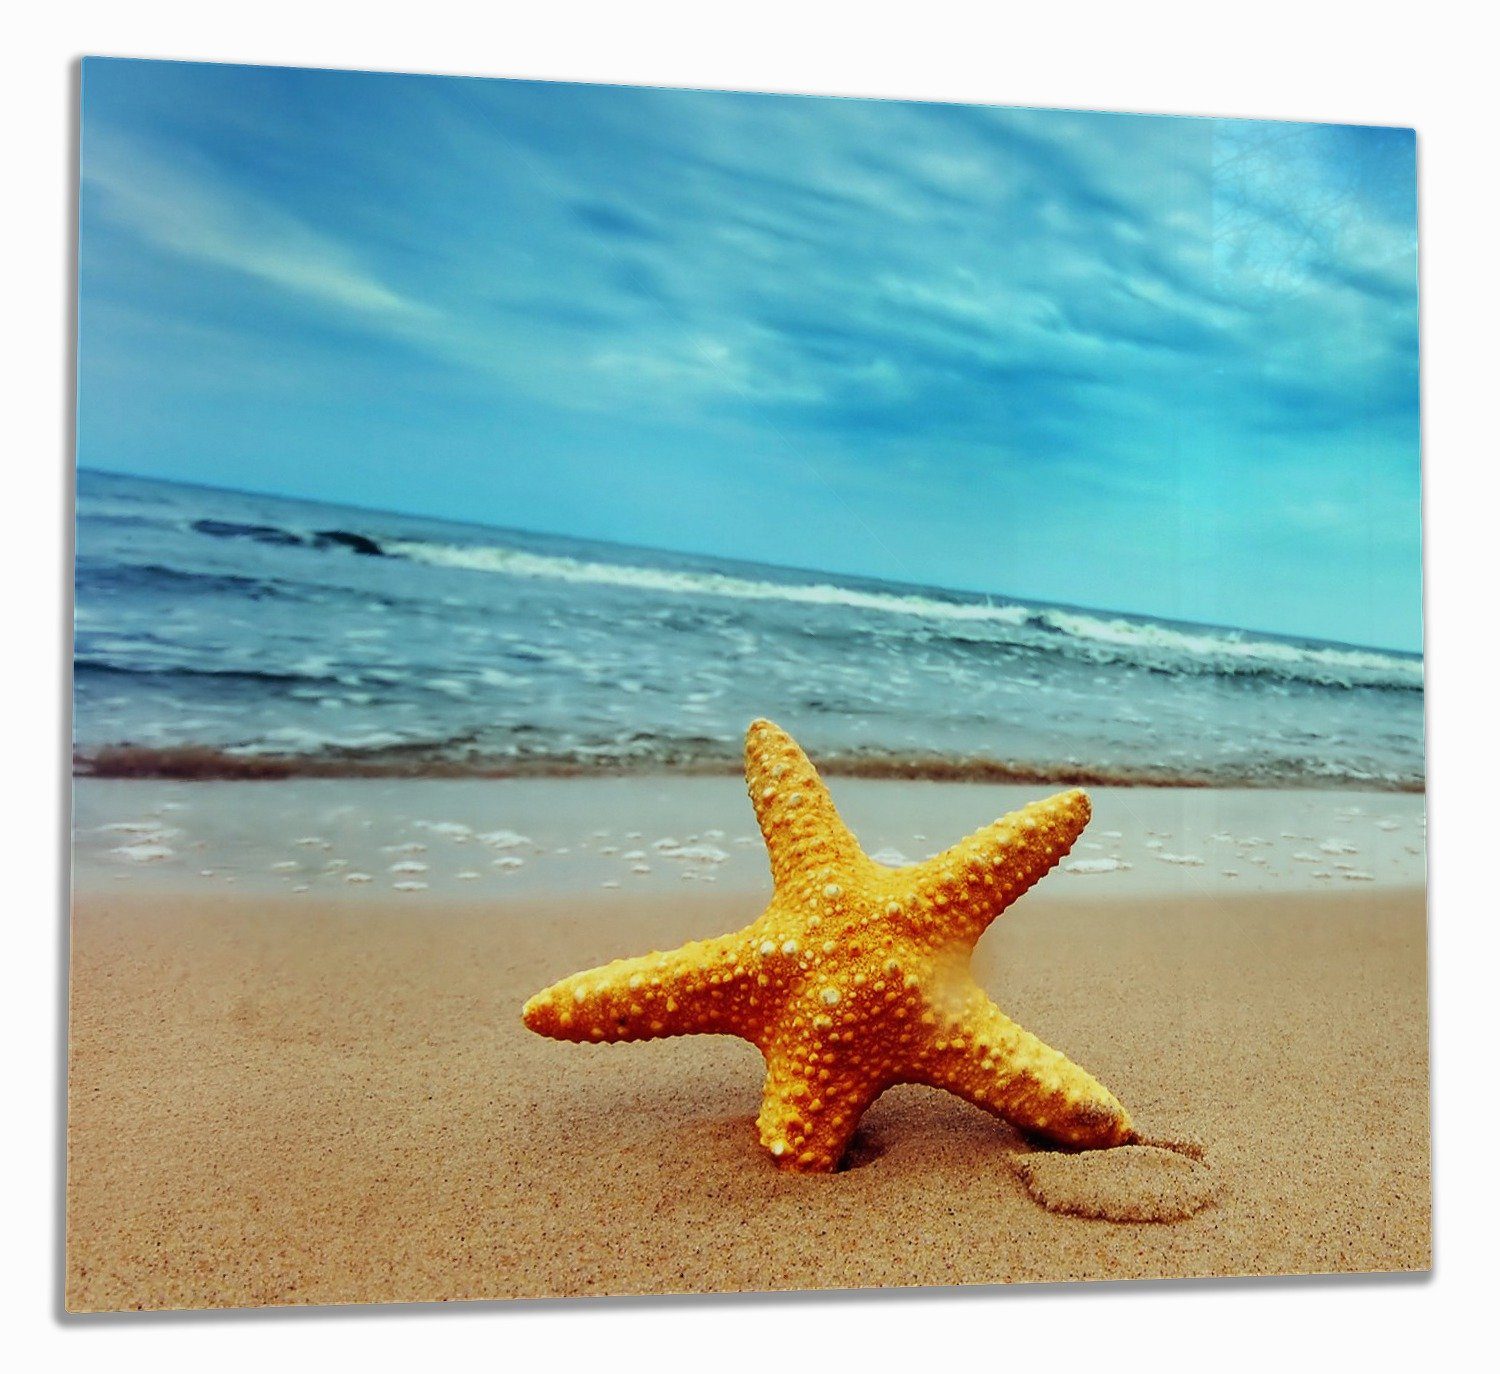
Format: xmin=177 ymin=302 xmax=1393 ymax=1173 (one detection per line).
xmin=522 ymin=934 xmax=753 ymax=1044
xmin=522 ymin=721 xmax=1137 ymax=1171
xmin=915 ymin=989 xmax=1134 ymax=1149
xmin=744 ymin=719 xmax=864 ymax=890
xmin=904 ymin=789 xmax=1092 ymax=945
xmin=755 ymin=1050 xmax=886 ymax=1172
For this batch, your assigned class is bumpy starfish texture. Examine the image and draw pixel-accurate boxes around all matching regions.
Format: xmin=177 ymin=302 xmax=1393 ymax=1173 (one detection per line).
xmin=523 ymin=719 xmax=1135 ymax=1172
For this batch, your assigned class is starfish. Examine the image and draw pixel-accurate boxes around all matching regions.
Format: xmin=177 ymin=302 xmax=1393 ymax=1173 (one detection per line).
xmin=522 ymin=719 xmax=1135 ymax=1172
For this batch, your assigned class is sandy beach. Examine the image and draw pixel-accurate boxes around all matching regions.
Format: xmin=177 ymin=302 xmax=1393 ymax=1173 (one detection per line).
xmin=66 ymin=778 xmax=1430 ymax=1311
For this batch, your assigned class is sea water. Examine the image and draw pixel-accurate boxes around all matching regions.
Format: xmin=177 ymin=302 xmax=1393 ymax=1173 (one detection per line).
xmin=73 ymin=470 xmax=1424 ymax=789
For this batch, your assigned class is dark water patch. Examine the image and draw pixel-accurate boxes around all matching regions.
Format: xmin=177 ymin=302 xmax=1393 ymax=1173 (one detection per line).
xmin=191 ymin=518 xmax=306 ymax=547
xmin=312 ymin=528 xmax=386 ymax=556
xmin=74 ymin=659 xmax=345 ymax=687
xmin=191 ymin=518 xmax=387 ymax=557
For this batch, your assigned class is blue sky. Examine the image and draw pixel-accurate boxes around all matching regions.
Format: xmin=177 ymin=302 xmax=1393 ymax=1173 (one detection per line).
xmin=77 ymin=59 xmax=1422 ymax=650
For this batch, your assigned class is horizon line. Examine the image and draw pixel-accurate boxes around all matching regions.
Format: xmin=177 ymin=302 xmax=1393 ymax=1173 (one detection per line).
xmin=76 ymin=463 xmax=1424 ymax=660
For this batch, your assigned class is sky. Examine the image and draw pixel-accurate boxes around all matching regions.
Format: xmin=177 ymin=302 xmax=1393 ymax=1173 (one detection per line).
xmin=77 ymin=59 xmax=1422 ymax=651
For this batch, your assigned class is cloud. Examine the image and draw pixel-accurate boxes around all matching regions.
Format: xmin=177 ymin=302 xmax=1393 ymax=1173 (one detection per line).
xmin=82 ymin=129 xmax=430 ymax=326
xmin=76 ymin=62 xmax=1422 ymax=647
xmin=83 ymin=78 xmax=1417 ymax=469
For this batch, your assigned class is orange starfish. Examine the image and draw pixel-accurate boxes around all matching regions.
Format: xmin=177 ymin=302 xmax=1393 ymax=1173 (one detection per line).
xmin=523 ymin=719 xmax=1135 ymax=1171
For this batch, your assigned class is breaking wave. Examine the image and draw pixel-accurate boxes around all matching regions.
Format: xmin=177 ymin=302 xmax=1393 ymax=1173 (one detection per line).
xmin=175 ymin=502 xmax=1424 ymax=691
xmin=387 ymin=538 xmax=1422 ymax=691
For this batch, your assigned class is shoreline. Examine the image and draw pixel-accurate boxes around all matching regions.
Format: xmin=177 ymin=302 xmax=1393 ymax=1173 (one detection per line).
xmin=72 ymin=744 xmax=1425 ymax=791
xmin=66 ymin=882 xmax=1431 ymax=1310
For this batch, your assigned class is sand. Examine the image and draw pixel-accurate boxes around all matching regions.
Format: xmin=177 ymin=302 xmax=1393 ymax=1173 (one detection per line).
xmin=66 ymin=872 xmax=1431 ymax=1311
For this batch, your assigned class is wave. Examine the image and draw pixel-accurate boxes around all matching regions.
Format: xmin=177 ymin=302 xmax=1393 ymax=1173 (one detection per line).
xmin=74 ymin=658 xmax=345 ymax=687
xmin=73 ymin=741 xmax=1425 ymax=791
xmin=387 ymin=538 xmax=1423 ymax=691
xmin=146 ymin=495 xmax=1422 ymax=693
xmin=75 ymin=558 xmax=305 ymax=601
xmin=156 ymin=498 xmax=1424 ymax=691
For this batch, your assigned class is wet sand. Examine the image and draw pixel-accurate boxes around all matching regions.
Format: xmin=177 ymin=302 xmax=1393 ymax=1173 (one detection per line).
xmin=66 ymin=874 xmax=1430 ymax=1310
xmin=72 ymin=775 xmax=1428 ymax=900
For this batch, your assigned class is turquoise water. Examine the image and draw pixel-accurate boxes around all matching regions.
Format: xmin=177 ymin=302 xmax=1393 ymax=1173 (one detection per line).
xmin=73 ymin=470 xmax=1424 ymax=788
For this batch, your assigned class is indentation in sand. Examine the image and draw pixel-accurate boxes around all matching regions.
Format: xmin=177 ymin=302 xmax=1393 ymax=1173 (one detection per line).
xmin=1010 ymin=1134 xmax=1215 ymax=1223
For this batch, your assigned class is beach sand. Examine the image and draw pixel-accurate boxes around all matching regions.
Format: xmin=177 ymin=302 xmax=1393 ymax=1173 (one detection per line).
xmin=66 ymin=779 xmax=1431 ymax=1310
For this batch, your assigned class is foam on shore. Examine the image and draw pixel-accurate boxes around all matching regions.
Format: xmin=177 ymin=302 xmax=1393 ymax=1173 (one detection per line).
xmin=71 ymin=776 xmax=1428 ymax=902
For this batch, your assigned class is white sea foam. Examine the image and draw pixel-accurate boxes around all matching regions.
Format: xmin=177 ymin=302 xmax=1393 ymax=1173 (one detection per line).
xmin=1064 ymin=857 xmax=1130 ymax=874
xmin=660 ymin=843 xmax=730 ymax=865
xmin=241 ymin=727 xmax=412 ymax=754
xmin=388 ymin=538 xmax=1422 ymax=689
xmin=112 ymin=842 xmax=174 ymax=863
xmin=477 ymin=829 xmax=534 ymax=851
xmin=100 ymin=820 xmax=180 ymax=837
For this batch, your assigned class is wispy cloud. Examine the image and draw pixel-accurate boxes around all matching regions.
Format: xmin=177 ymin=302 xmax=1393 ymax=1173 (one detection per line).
xmin=83 ymin=129 xmax=430 ymax=325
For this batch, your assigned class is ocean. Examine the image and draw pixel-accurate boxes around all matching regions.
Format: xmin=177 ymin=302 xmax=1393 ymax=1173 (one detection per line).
xmin=72 ymin=470 xmax=1425 ymax=789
